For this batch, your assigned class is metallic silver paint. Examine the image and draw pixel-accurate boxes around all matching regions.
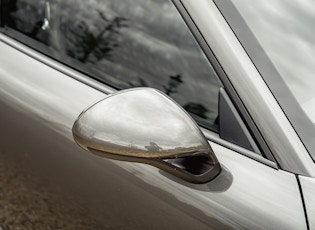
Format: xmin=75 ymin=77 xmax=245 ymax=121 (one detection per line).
xmin=73 ymin=88 xmax=212 ymax=158
xmin=72 ymin=88 xmax=220 ymax=183
xmin=0 ymin=34 xmax=307 ymax=228
xmin=299 ymin=176 xmax=315 ymax=229
xmin=0 ymin=33 xmax=115 ymax=95
xmin=180 ymin=0 xmax=315 ymax=176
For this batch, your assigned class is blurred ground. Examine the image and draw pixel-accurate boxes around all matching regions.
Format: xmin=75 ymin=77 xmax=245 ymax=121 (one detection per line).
xmin=0 ymin=152 xmax=102 ymax=230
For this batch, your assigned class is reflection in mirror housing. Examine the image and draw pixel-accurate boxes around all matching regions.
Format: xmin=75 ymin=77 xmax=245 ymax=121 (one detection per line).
xmin=72 ymin=88 xmax=221 ymax=184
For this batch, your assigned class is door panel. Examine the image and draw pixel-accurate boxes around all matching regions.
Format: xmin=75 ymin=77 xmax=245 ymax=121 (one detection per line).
xmin=0 ymin=38 xmax=306 ymax=229
xmin=299 ymin=176 xmax=315 ymax=229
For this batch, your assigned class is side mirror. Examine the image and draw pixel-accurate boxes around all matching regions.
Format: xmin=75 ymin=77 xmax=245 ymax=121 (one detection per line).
xmin=72 ymin=88 xmax=221 ymax=183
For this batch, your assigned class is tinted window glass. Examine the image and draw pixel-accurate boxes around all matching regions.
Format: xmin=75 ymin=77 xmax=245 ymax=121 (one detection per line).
xmin=2 ymin=0 xmax=222 ymax=131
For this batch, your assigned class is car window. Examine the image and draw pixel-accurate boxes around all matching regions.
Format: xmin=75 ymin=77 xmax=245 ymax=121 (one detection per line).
xmin=1 ymin=0 xmax=222 ymax=132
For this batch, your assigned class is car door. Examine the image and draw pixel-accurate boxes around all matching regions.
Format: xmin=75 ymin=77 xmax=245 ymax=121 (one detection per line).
xmin=0 ymin=0 xmax=308 ymax=229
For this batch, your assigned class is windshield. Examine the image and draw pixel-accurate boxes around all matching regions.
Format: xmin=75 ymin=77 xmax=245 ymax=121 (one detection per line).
xmin=215 ymin=0 xmax=315 ymax=159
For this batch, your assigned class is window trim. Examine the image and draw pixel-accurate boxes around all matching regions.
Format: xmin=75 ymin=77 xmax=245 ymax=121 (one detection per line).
xmin=171 ymin=0 xmax=276 ymax=163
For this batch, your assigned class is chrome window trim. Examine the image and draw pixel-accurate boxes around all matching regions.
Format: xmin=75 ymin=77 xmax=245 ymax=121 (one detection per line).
xmin=0 ymin=33 xmax=115 ymax=95
xmin=172 ymin=0 xmax=275 ymax=162
xmin=202 ymin=128 xmax=278 ymax=169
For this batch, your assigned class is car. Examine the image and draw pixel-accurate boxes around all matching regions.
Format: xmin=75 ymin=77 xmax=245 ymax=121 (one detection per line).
xmin=0 ymin=0 xmax=314 ymax=229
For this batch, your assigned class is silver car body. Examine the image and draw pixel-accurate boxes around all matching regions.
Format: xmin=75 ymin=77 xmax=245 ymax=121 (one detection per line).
xmin=0 ymin=0 xmax=313 ymax=229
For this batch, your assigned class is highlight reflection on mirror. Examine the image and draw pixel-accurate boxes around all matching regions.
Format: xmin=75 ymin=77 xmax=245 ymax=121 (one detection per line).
xmin=3 ymin=0 xmax=222 ymax=132
xmin=73 ymin=88 xmax=211 ymax=158
xmin=73 ymin=88 xmax=221 ymax=183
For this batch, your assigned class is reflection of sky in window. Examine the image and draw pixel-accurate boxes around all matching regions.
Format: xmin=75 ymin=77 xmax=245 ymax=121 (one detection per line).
xmin=54 ymin=0 xmax=221 ymax=123
xmin=9 ymin=0 xmax=221 ymax=128
xmin=232 ymin=0 xmax=315 ymax=123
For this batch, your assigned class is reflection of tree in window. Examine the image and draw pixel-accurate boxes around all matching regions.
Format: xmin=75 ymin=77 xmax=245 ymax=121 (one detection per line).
xmin=62 ymin=11 xmax=127 ymax=64
xmin=183 ymin=103 xmax=208 ymax=119
xmin=3 ymin=0 xmax=49 ymax=44
xmin=163 ymin=74 xmax=183 ymax=96
xmin=128 ymin=74 xmax=183 ymax=95
xmin=128 ymin=78 xmax=149 ymax=87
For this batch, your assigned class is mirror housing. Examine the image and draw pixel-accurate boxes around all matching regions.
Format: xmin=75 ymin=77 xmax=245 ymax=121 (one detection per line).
xmin=72 ymin=88 xmax=220 ymax=183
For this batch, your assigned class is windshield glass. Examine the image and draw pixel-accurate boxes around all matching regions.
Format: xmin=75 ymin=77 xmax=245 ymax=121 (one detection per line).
xmin=215 ymin=0 xmax=315 ymax=159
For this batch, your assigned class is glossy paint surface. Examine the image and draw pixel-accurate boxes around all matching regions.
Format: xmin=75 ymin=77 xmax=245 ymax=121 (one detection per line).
xmin=72 ymin=88 xmax=220 ymax=183
xmin=299 ymin=176 xmax=315 ymax=229
xmin=73 ymin=88 xmax=212 ymax=158
xmin=228 ymin=0 xmax=315 ymax=159
xmin=181 ymin=0 xmax=315 ymax=176
xmin=0 ymin=34 xmax=307 ymax=229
